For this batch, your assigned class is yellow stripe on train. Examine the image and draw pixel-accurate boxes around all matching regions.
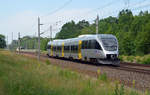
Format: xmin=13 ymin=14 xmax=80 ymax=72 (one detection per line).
xmin=62 ymin=42 xmax=64 ymax=57
xmin=51 ymin=44 xmax=53 ymax=56
xmin=78 ymin=40 xmax=82 ymax=59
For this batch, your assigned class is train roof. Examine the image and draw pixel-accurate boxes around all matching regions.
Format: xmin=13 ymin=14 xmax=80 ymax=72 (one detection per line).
xmin=47 ymin=34 xmax=116 ymax=45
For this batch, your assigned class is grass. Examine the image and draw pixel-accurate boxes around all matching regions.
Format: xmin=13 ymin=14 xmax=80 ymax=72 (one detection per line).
xmin=119 ymin=54 xmax=150 ymax=64
xmin=0 ymin=50 xmax=147 ymax=95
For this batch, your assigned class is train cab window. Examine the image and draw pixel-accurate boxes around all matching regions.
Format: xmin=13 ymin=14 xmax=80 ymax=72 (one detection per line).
xmin=91 ymin=40 xmax=102 ymax=50
xmin=95 ymin=41 xmax=102 ymax=50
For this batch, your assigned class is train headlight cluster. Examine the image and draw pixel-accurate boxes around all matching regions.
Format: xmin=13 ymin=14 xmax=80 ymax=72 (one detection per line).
xmin=107 ymin=54 xmax=117 ymax=60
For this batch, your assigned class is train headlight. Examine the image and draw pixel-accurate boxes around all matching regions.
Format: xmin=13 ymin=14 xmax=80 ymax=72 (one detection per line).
xmin=111 ymin=55 xmax=115 ymax=60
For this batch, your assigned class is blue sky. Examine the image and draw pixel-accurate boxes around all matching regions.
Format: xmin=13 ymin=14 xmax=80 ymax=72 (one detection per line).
xmin=0 ymin=0 xmax=150 ymax=43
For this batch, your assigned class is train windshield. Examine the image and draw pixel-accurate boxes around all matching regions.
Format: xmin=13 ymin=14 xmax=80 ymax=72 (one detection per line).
xmin=101 ymin=38 xmax=117 ymax=51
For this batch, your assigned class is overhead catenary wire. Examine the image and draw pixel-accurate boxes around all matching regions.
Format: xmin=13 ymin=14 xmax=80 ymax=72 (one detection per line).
xmin=30 ymin=0 xmax=150 ymax=40
xmin=41 ymin=0 xmax=73 ymax=18
xmin=28 ymin=0 xmax=73 ymax=40
xmin=96 ymin=0 xmax=149 ymax=19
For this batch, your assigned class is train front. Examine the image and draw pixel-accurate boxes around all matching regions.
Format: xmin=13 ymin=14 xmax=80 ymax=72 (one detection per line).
xmin=97 ymin=35 xmax=120 ymax=65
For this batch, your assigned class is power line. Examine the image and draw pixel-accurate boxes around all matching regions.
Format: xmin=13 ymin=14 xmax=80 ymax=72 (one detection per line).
xmin=88 ymin=0 xmax=119 ymax=14
xmin=42 ymin=0 xmax=73 ymax=18
xmin=62 ymin=0 xmax=120 ymax=25
xmin=97 ymin=0 xmax=149 ymax=19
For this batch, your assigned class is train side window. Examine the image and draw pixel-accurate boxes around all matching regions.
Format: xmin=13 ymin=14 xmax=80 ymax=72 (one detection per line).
xmin=82 ymin=41 xmax=85 ymax=49
xmin=84 ymin=41 xmax=88 ymax=49
xmin=75 ymin=45 xmax=78 ymax=53
xmin=76 ymin=45 xmax=78 ymax=53
xmin=47 ymin=45 xmax=51 ymax=49
xmin=91 ymin=40 xmax=95 ymax=49
xmin=64 ymin=46 xmax=67 ymax=52
xmin=88 ymin=40 xmax=91 ymax=49
xmin=71 ymin=45 xmax=73 ymax=52
xmin=67 ymin=46 xmax=69 ymax=51
xmin=53 ymin=46 xmax=55 ymax=51
xmin=56 ymin=46 xmax=57 ymax=51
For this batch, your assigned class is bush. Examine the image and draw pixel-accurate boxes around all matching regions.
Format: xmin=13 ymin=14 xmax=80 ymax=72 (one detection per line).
xmin=126 ymin=56 xmax=134 ymax=62
xmin=141 ymin=57 xmax=150 ymax=64
xmin=119 ymin=56 xmax=123 ymax=61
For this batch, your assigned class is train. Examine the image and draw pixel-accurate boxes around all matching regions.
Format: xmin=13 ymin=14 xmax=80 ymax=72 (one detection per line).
xmin=47 ymin=34 xmax=120 ymax=65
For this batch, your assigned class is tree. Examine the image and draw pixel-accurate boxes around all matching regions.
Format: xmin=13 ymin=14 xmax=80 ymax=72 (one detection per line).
xmin=135 ymin=22 xmax=150 ymax=55
xmin=0 ymin=34 xmax=6 ymax=48
xmin=40 ymin=38 xmax=49 ymax=51
xmin=55 ymin=9 xmax=150 ymax=55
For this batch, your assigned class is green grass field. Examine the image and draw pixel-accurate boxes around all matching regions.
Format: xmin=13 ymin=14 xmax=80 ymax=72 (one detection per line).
xmin=0 ymin=50 xmax=147 ymax=95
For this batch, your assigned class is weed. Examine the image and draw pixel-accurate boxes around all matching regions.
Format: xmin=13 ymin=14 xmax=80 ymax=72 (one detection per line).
xmin=132 ymin=80 xmax=135 ymax=88
xmin=114 ymin=81 xmax=119 ymax=95
xmin=145 ymin=89 xmax=150 ymax=95
xmin=98 ymin=72 xmax=107 ymax=81
xmin=97 ymin=69 xmax=101 ymax=76
xmin=45 ymin=59 xmax=51 ymax=65
xmin=113 ymin=82 xmax=125 ymax=95
xmin=129 ymin=91 xmax=139 ymax=95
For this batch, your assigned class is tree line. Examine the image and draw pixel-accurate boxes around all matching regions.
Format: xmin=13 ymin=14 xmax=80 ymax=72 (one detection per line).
xmin=9 ymin=36 xmax=49 ymax=51
xmin=3 ymin=9 xmax=150 ymax=55
xmin=0 ymin=34 xmax=6 ymax=48
xmin=56 ymin=9 xmax=150 ymax=56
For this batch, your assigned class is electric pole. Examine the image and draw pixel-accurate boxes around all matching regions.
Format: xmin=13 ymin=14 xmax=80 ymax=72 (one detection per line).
xmin=96 ymin=15 xmax=99 ymax=35
xmin=6 ymin=35 xmax=9 ymax=50
xmin=37 ymin=17 xmax=43 ymax=61
xmin=18 ymin=32 xmax=21 ymax=54
xmin=50 ymin=25 xmax=52 ymax=41
xmin=38 ymin=17 xmax=40 ymax=61
xmin=12 ymin=32 xmax=13 ymax=50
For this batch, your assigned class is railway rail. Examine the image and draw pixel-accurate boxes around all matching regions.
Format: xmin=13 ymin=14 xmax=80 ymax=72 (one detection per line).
xmin=20 ymin=51 xmax=150 ymax=75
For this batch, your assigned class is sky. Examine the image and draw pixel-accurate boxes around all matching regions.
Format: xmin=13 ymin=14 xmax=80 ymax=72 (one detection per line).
xmin=0 ymin=0 xmax=150 ymax=44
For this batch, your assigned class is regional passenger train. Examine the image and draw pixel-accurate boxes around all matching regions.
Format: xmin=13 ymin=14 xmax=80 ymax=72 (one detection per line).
xmin=47 ymin=34 xmax=120 ymax=65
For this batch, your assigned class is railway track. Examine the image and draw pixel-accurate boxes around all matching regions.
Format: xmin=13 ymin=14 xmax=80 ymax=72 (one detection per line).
xmin=113 ymin=65 xmax=150 ymax=75
xmin=20 ymin=51 xmax=150 ymax=75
